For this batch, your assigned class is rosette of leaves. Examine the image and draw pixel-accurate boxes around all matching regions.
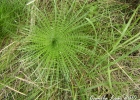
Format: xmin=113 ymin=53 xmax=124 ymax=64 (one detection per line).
xmin=20 ymin=0 xmax=93 ymax=82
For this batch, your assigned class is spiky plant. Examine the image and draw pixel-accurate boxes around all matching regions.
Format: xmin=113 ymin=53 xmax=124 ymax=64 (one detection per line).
xmin=19 ymin=0 xmax=93 ymax=92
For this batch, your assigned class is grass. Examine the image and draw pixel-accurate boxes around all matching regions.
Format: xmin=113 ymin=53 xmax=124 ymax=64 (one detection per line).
xmin=0 ymin=0 xmax=140 ymax=99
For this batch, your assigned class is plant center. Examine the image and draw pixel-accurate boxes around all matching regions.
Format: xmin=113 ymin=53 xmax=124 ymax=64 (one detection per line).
xmin=51 ymin=38 xmax=57 ymax=47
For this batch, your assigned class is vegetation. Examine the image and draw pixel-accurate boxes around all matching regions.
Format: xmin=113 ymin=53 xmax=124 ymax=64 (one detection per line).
xmin=0 ymin=0 xmax=140 ymax=99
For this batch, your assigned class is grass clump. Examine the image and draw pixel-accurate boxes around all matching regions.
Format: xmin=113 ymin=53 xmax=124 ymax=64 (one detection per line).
xmin=0 ymin=0 xmax=27 ymax=44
